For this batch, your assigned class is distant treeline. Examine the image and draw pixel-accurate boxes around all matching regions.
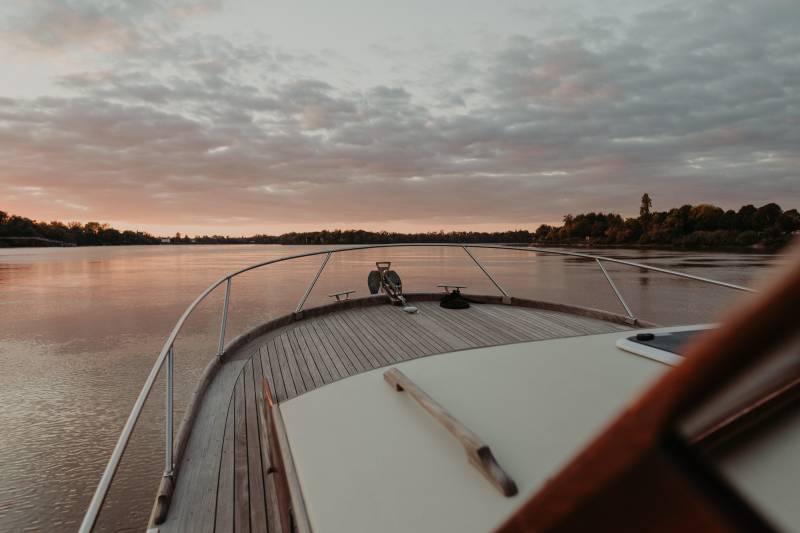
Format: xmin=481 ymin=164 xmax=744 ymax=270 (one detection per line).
xmin=0 ymin=209 xmax=533 ymax=247
xmin=533 ymin=196 xmax=800 ymax=249
xmin=2 ymin=197 xmax=798 ymax=249
xmin=244 ymin=229 xmax=535 ymax=245
xmin=0 ymin=211 xmax=159 ymax=246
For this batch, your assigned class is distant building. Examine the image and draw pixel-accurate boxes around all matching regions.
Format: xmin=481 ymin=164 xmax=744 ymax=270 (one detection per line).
xmin=161 ymin=238 xmax=171 ymax=244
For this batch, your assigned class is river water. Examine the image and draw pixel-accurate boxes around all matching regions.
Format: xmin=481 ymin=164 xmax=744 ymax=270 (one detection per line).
xmin=0 ymin=245 xmax=785 ymax=531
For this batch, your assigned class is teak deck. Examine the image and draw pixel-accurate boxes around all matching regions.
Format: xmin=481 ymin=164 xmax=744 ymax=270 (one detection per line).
xmin=157 ymin=299 xmax=631 ymax=533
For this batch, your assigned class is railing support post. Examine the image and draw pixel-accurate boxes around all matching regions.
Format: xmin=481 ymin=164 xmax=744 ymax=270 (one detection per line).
xmin=596 ymin=258 xmax=636 ymax=322
xmin=462 ymin=246 xmax=511 ymax=303
xmin=217 ymin=277 xmax=232 ymax=357
xmin=295 ymin=251 xmax=333 ymax=318
xmin=165 ymin=345 xmax=174 ymax=478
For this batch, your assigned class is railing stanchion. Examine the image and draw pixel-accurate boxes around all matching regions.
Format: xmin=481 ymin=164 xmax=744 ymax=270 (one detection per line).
xmin=462 ymin=246 xmax=510 ymax=302
xmin=217 ymin=277 xmax=232 ymax=357
xmin=295 ymin=251 xmax=333 ymax=316
xmin=165 ymin=345 xmax=174 ymax=477
xmin=596 ymin=258 xmax=635 ymax=322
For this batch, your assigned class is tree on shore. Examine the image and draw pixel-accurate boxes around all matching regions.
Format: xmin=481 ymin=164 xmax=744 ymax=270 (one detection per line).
xmin=639 ymin=193 xmax=652 ymax=226
xmin=0 ymin=212 xmax=160 ymax=246
xmin=532 ymin=198 xmax=799 ymax=249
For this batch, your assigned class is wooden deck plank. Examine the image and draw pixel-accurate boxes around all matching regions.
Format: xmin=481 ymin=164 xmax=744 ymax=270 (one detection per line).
xmin=281 ymin=333 xmax=309 ymax=393
xmin=232 ymin=372 xmax=250 ymax=533
xmin=373 ymin=307 xmax=432 ymax=358
xmin=431 ymin=305 xmax=518 ymax=345
xmin=306 ymin=319 xmax=351 ymax=378
xmin=419 ymin=302 xmax=490 ymax=345
xmin=463 ymin=306 xmax=531 ymax=342
xmin=330 ymin=312 xmax=387 ymax=367
xmin=392 ymin=306 xmax=453 ymax=353
xmin=332 ymin=311 xmax=395 ymax=366
xmin=497 ymin=307 xmax=574 ymax=338
xmin=473 ymin=305 xmax=550 ymax=340
xmin=347 ymin=307 xmax=416 ymax=361
xmin=159 ymin=360 xmax=245 ymax=533
xmin=503 ymin=309 xmax=584 ymax=340
xmin=276 ymin=334 xmax=302 ymax=396
xmin=287 ymin=328 xmax=322 ymax=389
xmin=372 ymin=306 xmax=440 ymax=356
xmin=319 ymin=315 xmax=375 ymax=371
xmin=316 ymin=316 xmax=366 ymax=374
xmin=520 ymin=308 xmax=597 ymax=335
xmin=417 ymin=303 xmax=489 ymax=346
xmin=297 ymin=322 xmax=336 ymax=382
xmin=341 ymin=310 xmax=407 ymax=364
xmin=256 ymin=347 xmax=275 ymax=400
xmin=452 ymin=306 xmax=520 ymax=344
xmin=342 ymin=313 xmax=412 ymax=364
xmin=214 ymin=394 xmax=235 ymax=533
xmin=264 ymin=340 xmax=287 ymax=403
xmin=472 ymin=308 xmax=535 ymax=342
xmin=295 ymin=323 xmax=335 ymax=384
xmin=311 ymin=320 xmax=366 ymax=375
xmin=402 ymin=308 xmax=469 ymax=351
xmin=325 ymin=313 xmax=386 ymax=368
xmin=539 ymin=308 xmax=628 ymax=334
xmin=243 ymin=360 xmax=268 ymax=531
xmin=502 ymin=307 xmax=581 ymax=338
xmin=309 ymin=320 xmax=356 ymax=377
xmin=481 ymin=304 xmax=573 ymax=338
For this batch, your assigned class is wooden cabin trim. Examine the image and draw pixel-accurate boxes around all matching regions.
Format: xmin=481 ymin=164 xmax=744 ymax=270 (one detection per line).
xmin=262 ymin=378 xmax=313 ymax=533
xmin=692 ymin=376 xmax=800 ymax=452
xmin=384 ymin=368 xmax=518 ymax=497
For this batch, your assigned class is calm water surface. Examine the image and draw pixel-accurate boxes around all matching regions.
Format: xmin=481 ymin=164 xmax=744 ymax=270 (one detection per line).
xmin=0 ymin=245 xmax=784 ymax=531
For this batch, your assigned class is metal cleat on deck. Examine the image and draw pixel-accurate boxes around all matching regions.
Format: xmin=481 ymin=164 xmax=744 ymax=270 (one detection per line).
xmin=328 ymin=290 xmax=355 ymax=302
xmin=437 ymin=284 xmax=471 ymax=309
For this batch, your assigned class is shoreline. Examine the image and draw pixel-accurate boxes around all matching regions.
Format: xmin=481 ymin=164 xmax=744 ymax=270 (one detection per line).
xmin=1 ymin=241 xmax=787 ymax=254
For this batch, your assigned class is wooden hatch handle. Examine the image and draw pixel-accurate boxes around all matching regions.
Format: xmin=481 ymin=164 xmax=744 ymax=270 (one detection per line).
xmin=384 ymin=368 xmax=518 ymax=497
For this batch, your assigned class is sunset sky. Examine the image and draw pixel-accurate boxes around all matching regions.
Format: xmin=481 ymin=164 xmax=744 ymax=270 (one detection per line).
xmin=1 ymin=0 xmax=798 ymax=236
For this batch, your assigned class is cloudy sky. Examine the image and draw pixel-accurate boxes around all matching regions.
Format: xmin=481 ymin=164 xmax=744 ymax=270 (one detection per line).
xmin=1 ymin=0 xmax=798 ymax=235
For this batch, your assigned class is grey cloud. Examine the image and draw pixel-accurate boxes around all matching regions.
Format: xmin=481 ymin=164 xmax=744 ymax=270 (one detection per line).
xmin=1 ymin=0 xmax=799 ymax=231
xmin=2 ymin=0 xmax=220 ymax=51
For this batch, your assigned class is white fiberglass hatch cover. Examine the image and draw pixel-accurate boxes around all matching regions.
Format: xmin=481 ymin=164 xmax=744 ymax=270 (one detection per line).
xmin=278 ymin=331 xmax=670 ymax=533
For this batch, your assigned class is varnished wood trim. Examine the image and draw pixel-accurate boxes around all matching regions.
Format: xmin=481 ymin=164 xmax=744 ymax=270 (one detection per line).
xmin=693 ymin=376 xmax=800 ymax=452
xmin=262 ymin=379 xmax=313 ymax=533
xmin=384 ymin=368 xmax=518 ymax=497
xmin=272 ymin=398 xmax=312 ymax=533
xmin=261 ymin=379 xmax=291 ymax=533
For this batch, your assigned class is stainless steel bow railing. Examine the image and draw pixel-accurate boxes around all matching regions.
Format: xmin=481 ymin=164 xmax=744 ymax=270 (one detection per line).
xmin=79 ymin=243 xmax=755 ymax=532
